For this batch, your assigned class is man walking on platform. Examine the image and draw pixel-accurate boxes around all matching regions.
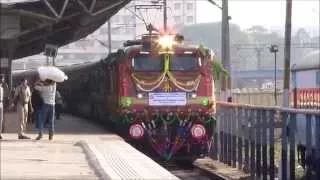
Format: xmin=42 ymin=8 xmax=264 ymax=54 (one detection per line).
xmin=13 ymin=79 xmax=33 ymax=139
xmin=34 ymin=79 xmax=56 ymax=140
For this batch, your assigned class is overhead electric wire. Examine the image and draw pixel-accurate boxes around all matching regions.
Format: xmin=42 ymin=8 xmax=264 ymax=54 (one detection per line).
xmin=124 ymin=6 xmax=148 ymax=28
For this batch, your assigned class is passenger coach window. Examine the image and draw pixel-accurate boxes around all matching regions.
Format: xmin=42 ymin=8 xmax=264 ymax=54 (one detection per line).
xmin=132 ymin=55 xmax=163 ymax=71
xmin=170 ymin=55 xmax=198 ymax=71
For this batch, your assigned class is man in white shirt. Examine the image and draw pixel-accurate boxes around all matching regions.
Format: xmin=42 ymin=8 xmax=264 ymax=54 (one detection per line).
xmin=34 ymin=79 xmax=56 ymax=140
xmin=13 ymin=79 xmax=33 ymax=139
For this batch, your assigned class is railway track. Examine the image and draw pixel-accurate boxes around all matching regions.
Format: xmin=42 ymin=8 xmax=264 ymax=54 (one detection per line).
xmin=155 ymin=159 xmax=225 ymax=180
xmin=129 ymin=141 xmax=224 ymax=180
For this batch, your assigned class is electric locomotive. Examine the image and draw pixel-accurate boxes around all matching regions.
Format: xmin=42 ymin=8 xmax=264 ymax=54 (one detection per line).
xmin=12 ymin=33 xmax=217 ymax=161
xmin=101 ymin=33 xmax=216 ymax=160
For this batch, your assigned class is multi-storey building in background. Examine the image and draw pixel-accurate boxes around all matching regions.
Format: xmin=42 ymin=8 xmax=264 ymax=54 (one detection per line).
xmin=72 ymin=0 xmax=197 ymax=50
xmin=13 ymin=0 xmax=197 ymax=70
xmin=168 ymin=0 xmax=197 ymax=27
xmin=133 ymin=0 xmax=197 ymax=37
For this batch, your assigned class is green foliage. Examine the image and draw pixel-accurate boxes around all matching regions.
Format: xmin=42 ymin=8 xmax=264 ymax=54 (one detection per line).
xmin=198 ymin=43 xmax=209 ymax=56
xmin=197 ymin=42 xmax=228 ymax=83
xmin=212 ymin=58 xmax=229 ymax=81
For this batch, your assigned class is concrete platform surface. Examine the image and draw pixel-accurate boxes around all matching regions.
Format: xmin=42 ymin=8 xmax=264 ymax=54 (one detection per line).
xmin=1 ymin=135 xmax=99 ymax=180
xmin=0 ymin=114 xmax=179 ymax=180
xmin=79 ymin=139 xmax=180 ymax=180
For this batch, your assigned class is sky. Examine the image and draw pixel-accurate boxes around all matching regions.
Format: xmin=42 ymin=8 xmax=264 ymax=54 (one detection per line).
xmin=196 ymin=0 xmax=319 ymax=35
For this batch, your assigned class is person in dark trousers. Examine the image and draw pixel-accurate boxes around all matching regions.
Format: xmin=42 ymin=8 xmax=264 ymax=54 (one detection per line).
xmin=34 ymin=79 xmax=56 ymax=140
xmin=55 ymin=91 xmax=63 ymax=120
xmin=31 ymin=87 xmax=43 ymax=129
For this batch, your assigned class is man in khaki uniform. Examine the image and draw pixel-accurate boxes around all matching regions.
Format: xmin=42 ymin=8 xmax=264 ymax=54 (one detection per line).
xmin=13 ymin=79 xmax=33 ymax=139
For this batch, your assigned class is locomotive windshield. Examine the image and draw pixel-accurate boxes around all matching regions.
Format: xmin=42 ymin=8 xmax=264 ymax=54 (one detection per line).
xmin=132 ymin=55 xmax=163 ymax=71
xmin=170 ymin=55 xmax=198 ymax=71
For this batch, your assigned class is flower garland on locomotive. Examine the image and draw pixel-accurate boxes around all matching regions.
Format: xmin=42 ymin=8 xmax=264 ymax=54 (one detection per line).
xmin=118 ymin=33 xmax=216 ymax=160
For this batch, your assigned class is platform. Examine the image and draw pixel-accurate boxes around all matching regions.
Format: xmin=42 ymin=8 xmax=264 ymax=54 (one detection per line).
xmin=0 ymin=114 xmax=179 ymax=180
xmin=78 ymin=140 xmax=179 ymax=180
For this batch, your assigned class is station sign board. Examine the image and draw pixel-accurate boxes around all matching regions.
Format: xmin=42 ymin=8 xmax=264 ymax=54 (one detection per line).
xmin=149 ymin=92 xmax=187 ymax=106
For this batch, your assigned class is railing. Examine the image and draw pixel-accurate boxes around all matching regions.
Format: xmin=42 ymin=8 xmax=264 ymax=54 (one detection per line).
xmin=216 ymin=88 xmax=320 ymax=109
xmin=280 ymin=108 xmax=320 ymax=180
xmin=214 ymin=90 xmax=283 ymax=106
xmin=231 ymin=90 xmax=283 ymax=106
xmin=211 ymin=102 xmax=320 ymax=179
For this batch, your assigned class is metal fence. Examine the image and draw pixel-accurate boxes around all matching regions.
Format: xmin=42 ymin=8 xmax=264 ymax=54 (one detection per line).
xmin=232 ymin=90 xmax=283 ymax=106
xmin=229 ymin=88 xmax=320 ymax=109
xmin=211 ymin=102 xmax=320 ymax=180
xmin=214 ymin=89 xmax=283 ymax=106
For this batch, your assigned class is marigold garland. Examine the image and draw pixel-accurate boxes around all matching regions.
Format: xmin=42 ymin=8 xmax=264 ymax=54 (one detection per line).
xmin=131 ymin=54 xmax=202 ymax=92
xmin=131 ymin=72 xmax=165 ymax=86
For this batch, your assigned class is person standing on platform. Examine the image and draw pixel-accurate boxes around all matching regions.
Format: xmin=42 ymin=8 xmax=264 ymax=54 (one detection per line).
xmin=31 ymin=85 xmax=44 ymax=129
xmin=34 ymin=79 xmax=56 ymax=140
xmin=55 ymin=90 xmax=63 ymax=120
xmin=0 ymin=74 xmax=5 ymax=139
xmin=13 ymin=79 xmax=33 ymax=139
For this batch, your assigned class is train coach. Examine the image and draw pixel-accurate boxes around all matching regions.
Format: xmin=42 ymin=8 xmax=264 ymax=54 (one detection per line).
xmin=292 ymin=50 xmax=320 ymax=110
xmin=291 ymin=50 xmax=319 ymax=168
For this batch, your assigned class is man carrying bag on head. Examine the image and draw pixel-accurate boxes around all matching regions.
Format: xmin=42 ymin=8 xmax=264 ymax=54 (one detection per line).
xmin=34 ymin=79 xmax=56 ymax=140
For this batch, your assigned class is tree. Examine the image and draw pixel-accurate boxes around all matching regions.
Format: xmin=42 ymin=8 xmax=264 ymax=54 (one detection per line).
xmin=180 ymin=22 xmax=249 ymax=56
xmin=246 ymin=25 xmax=282 ymax=44
xmin=293 ymin=28 xmax=311 ymax=44
xmin=244 ymin=25 xmax=284 ymax=70
xmin=292 ymin=28 xmax=312 ymax=63
xmin=246 ymin=25 xmax=268 ymax=35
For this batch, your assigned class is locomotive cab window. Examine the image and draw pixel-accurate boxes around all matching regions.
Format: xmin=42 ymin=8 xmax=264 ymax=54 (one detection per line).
xmin=170 ymin=55 xmax=199 ymax=71
xmin=132 ymin=55 xmax=163 ymax=71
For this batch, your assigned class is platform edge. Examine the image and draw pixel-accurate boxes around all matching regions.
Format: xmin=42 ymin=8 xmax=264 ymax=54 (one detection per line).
xmin=75 ymin=140 xmax=112 ymax=180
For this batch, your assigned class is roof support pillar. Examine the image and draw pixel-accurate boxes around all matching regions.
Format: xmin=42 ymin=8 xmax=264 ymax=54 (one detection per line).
xmin=0 ymin=39 xmax=16 ymax=91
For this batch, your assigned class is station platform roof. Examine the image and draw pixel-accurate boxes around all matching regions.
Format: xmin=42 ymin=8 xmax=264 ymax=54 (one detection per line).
xmin=0 ymin=0 xmax=131 ymax=59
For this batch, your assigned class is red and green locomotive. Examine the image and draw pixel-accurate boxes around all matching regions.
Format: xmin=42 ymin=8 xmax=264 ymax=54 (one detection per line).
xmin=102 ymin=33 xmax=216 ymax=160
xmin=12 ymin=33 xmax=217 ymax=161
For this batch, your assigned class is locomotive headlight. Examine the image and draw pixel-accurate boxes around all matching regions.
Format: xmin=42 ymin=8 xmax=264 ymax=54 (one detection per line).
xmin=191 ymin=93 xmax=197 ymax=99
xmin=137 ymin=93 xmax=143 ymax=99
xmin=157 ymin=35 xmax=176 ymax=49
